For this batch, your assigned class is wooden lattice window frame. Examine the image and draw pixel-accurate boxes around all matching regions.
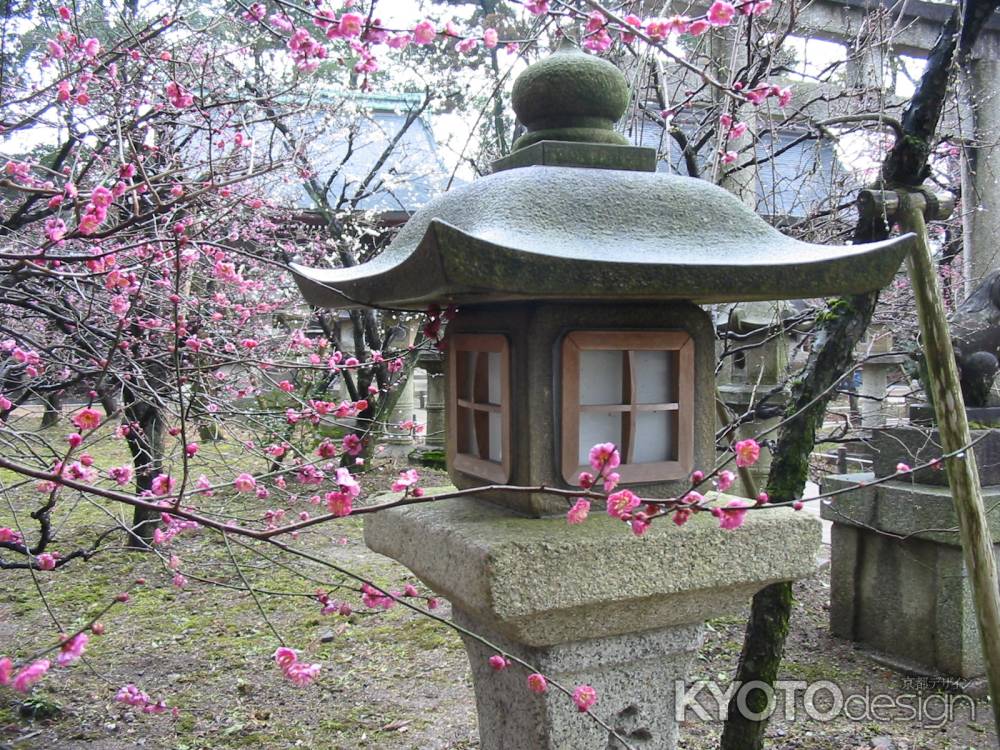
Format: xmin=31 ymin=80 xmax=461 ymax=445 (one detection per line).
xmin=561 ymin=331 xmax=694 ymax=485
xmin=447 ymin=334 xmax=511 ymax=483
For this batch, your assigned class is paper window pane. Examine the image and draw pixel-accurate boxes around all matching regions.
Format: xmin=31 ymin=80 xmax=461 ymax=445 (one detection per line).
xmin=580 ymin=350 xmax=624 ymax=405
xmin=487 ymin=351 xmax=502 ymax=405
xmin=579 ymin=410 xmax=622 ymax=465
xmin=633 ymin=411 xmax=677 ymax=463
xmin=460 ymin=351 xmax=477 ymax=401
xmin=488 ymin=411 xmax=502 ymax=462
xmin=459 ymin=406 xmax=478 ymax=456
xmin=633 ymin=350 xmax=675 ymax=404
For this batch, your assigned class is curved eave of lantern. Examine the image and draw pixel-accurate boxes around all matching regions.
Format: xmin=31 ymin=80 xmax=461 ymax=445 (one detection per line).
xmin=290 ymin=166 xmax=915 ymax=310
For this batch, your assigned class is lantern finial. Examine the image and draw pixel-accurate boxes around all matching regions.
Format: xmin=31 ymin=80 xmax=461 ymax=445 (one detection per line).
xmin=510 ymin=41 xmax=630 ymax=151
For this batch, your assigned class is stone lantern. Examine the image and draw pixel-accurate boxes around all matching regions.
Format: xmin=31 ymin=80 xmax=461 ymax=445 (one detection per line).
xmin=292 ymin=45 xmax=914 ymax=750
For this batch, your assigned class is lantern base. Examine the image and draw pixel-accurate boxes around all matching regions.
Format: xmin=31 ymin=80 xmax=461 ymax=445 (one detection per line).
xmin=364 ymin=494 xmax=821 ymax=748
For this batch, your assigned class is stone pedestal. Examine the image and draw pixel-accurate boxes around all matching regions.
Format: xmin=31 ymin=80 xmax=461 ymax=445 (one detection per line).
xmin=366 ymin=496 xmax=821 ymax=750
xmin=822 ymin=471 xmax=1000 ymax=680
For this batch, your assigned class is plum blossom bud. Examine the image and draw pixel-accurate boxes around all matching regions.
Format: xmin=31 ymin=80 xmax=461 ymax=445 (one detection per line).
xmin=716 ymin=470 xmax=735 ymax=492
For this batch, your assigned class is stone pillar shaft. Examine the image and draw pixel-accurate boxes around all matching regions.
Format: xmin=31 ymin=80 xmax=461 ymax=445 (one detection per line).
xmin=456 ymin=608 xmax=702 ymax=750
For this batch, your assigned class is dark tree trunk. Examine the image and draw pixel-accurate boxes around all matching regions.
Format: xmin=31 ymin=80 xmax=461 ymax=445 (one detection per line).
xmin=39 ymin=391 xmax=63 ymax=429
xmin=720 ymin=293 xmax=879 ymax=749
xmin=122 ymin=393 xmax=166 ymax=549
xmin=720 ymin=2 xmax=1000 ymax=746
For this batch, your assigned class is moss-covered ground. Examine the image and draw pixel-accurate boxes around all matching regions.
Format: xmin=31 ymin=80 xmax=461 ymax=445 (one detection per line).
xmin=0 ymin=414 xmax=996 ymax=749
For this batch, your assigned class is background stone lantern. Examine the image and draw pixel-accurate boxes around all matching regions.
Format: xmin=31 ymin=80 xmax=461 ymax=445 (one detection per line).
xmin=292 ymin=45 xmax=913 ymax=750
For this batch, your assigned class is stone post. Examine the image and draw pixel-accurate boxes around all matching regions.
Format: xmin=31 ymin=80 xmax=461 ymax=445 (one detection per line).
xmin=855 ymin=324 xmax=907 ymax=430
xmin=961 ymin=59 xmax=1000 ymax=289
xmin=417 ymin=350 xmax=445 ymax=450
xmin=384 ymin=319 xmax=418 ymax=445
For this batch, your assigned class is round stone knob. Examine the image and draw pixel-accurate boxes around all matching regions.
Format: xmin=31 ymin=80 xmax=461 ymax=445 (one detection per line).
xmin=511 ymin=41 xmax=630 ymax=151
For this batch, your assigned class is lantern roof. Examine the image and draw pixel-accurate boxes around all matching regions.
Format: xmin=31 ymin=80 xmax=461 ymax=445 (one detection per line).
xmin=291 ymin=45 xmax=913 ymax=311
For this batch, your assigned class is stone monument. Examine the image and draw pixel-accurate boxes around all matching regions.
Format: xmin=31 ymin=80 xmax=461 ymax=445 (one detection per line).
xmin=291 ymin=44 xmax=914 ymax=750
xmin=824 ymin=421 xmax=1000 ymax=684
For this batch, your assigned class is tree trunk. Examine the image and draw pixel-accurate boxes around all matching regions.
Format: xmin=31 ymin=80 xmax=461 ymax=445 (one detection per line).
xmin=39 ymin=391 xmax=63 ymax=429
xmin=720 ymin=292 xmax=878 ymax=750
xmin=123 ymin=397 xmax=166 ymax=549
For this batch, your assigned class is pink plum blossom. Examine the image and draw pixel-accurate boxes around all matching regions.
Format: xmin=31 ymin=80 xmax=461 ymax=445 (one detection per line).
xmin=527 ymin=673 xmax=548 ymax=693
xmin=733 ymin=438 xmax=761 ymax=468
xmin=233 ymin=473 xmax=257 ymax=493
xmin=57 ymin=632 xmax=88 ymax=666
xmin=567 ymin=499 xmax=591 ymax=524
xmin=151 ymin=474 xmax=176 ymax=496
xmin=71 ymin=407 xmax=102 ymax=430
xmin=707 ymin=1 xmax=736 ymax=26
xmin=606 ymin=489 xmax=640 ymax=519
xmin=0 ymin=527 xmax=23 ymax=544
xmin=588 ymin=442 xmax=620 ymax=472
xmin=391 ymin=469 xmax=420 ymax=492
xmin=412 ymin=20 xmax=436 ymax=45
xmin=584 ymin=29 xmax=613 ymax=53
xmin=361 ymin=582 xmax=395 ymax=610
xmin=338 ymin=13 xmax=363 ymax=37
xmin=12 ymin=660 xmax=49 ymax=692
xmin=572 ymin=684 xmax=598 ymax=712
xmin=718 ymin=499 xmax=751 ymax=530
xmin=689 ymin=19 xmax=711 ymax=34
xmin=630 ymin=513 xmax=650 ymax=536
xmin=342 ymin=433 xmax=363 ymax=456
xmin=284 ymin=660 xmax=321 ymax=685
xmin=108 ymin=465 xmax=133 ymax=485
xmin=716 ymin=470 xmax=735 ymax=492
